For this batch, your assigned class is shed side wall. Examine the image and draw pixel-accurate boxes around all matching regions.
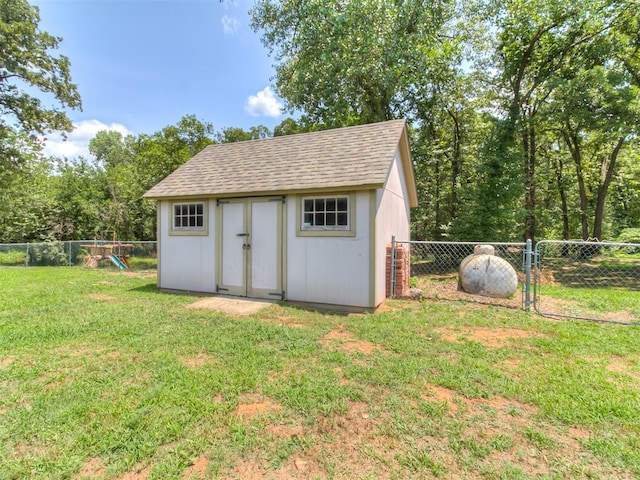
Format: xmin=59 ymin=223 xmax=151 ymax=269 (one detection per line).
xmin=286 ymin=191 xmax=371 ymax=307
xmin=375 ymin=148 xmax=411 ymax=305
xmin=158 ymin=200 xmax=216 ymax=292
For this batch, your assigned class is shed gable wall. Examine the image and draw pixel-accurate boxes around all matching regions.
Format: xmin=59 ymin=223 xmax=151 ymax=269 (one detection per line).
xmin=374 ymin=148 xmax=411 ymax=305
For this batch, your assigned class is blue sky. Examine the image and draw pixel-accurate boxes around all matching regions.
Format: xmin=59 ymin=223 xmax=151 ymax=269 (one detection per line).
xmin=31 ymin=0 xmax=284 ymax=158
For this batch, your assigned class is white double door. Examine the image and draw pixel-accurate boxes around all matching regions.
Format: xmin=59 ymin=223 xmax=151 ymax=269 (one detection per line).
xmin=217 ymin=197 xmax=283 ymax=300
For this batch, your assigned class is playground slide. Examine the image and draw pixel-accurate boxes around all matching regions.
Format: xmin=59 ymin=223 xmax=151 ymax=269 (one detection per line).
xmin=109 ymin=254 xmax=128 ymax=270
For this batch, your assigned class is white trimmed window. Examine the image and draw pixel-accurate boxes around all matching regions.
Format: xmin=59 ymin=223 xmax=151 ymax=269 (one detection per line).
xmin=302 ymin=195 xmax=350 ymax=231
xmin=172 ymin=202 xmax=205 ymax=231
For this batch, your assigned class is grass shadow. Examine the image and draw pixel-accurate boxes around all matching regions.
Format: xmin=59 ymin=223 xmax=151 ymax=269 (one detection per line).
xmin=542 ymin=257 xmax=640 ymax=291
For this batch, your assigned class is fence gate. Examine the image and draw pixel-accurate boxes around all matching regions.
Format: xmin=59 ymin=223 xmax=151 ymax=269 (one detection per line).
xmin=533 ymin=240 xmax=640 ymax=324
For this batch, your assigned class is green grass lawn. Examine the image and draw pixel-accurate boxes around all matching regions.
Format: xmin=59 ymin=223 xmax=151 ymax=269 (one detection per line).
xmin=1 ymin=268 xmax=640 ymax=479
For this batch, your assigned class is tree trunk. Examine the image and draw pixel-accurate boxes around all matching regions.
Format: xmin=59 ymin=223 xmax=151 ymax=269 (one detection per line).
xmin=592 ymin=137 xmax=625 ymax=240
xmin=433 ymin=156 xmax=442 ymax=240
xmin=448 ymin=109 xmax=462 ymax=221
xmin=553 ymin=155 xmax=570 ymax=256
xmin=562 ymin=129 xmax=589 ymax=240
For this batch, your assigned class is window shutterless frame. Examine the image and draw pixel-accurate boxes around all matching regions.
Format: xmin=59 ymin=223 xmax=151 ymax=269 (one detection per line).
xmin=296 ymin=193 xmax=355 ymax=237
xmin=169 ymin=200 xmax=208 ymax=236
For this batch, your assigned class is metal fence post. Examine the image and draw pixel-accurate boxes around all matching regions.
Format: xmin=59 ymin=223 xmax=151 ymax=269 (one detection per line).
xmin=524 ymin=238 xmax=532 ymax=311
xmin=390 ymin=235 xmax=397 ymax=298
xmin=25 ymin=244 xmax=29 ymax=267
xmin=68 ymin=241 xmax=72 ymax=266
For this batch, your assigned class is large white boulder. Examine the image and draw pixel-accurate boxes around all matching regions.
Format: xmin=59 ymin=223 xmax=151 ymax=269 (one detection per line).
xmin=459 ymin=249 xmax=518 ymax=298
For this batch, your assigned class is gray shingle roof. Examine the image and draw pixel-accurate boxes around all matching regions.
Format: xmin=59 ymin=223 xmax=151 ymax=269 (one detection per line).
xmin=144 ymin=119 xmax=411 ymax=199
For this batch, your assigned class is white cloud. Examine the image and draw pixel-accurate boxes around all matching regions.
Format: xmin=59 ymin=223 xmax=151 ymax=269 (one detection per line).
xmin=221 ymin=14 xmax=239 ymax=36
xmin=41 ymin=120 xmax=131 ymax=160
xmin=244 ymin=87 xmax=283 ymax=118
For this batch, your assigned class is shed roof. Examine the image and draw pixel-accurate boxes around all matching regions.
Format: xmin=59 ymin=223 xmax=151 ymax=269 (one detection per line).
xmin=144 ymin=119 xmax=417 ymax=206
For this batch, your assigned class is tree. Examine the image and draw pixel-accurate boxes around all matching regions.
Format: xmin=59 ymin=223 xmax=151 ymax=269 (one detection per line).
xmin=493 ymin=0 xmax=638 ymax=241
xmin=251 ymin=0 xmax=461 ymax=127
xmin=552 ymin=66 xmax=639 ymax=240
xmin=0 ymin=0 xmax=81 ymax=174
xmin=216 ymin=125 xmax=271 ymax=143
xmin=0 ymin=156 xmax=57 ymax=242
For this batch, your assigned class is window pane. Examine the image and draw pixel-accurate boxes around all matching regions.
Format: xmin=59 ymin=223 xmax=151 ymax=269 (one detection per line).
xmin=326 ymin=198 xmax=336 ymax=211
xmin=337 ymin=212 xmax=348 ymax=226
xmin=196 ymin=217 xmax=203 ymax=227
xmin=326 ymin=212 xmax=336 ymax=225
xmin=196 ymin=203 xmax=203 ymax=215
xmin=337 ymin=198 xmax=348 ymax=211
xmin=189 ymin=216 xmax=196 ymax=227
xmin=315 ymin=199 xmax=325 ymax=211
xmin=174 ymin=205 xmax=181 ymax=216
xmin=304 ymin=213 xmax=314 ymax=225
xmin=175 ymin=217 xmax=181 ymax=228
xmin=315 ymin=213 xmax=325 ymax=226
xmin=304 ymin=199 xmax=314 ymax=212
xmin=189 ymin=204 xmax=195 ymax=215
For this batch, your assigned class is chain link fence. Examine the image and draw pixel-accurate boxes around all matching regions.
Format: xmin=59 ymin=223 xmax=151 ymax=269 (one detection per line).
xmin=391 ymin=238 xmax=640 ymax=324
xmin=534 ymin=240 xmax=640 ymax=324
xmin=0 ymin=240 xmax=157 ymax=270
xmin=392 ymin=240 xmax=529 ymax=310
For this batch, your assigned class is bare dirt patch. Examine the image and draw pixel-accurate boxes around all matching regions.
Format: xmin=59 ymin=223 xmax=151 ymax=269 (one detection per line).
xmin=321 ymin=326 xmax=387 ymax=355
xmin=467 ymin=395 xmax=538 ymax=416
xmin=224 ymin=401 xmax=392 ymax=479
xmin=234 ymin=394 xmax=282 ymax=418
xmin=180 ymin=352 xmax=213 ymax=369
xmin=423 ymin=384 xmax=459 ymax=413
xmin=87 ymin=293 xmax=120 ymax=303
xmin=267 ymin=423 xmax=304 ymax=439
xmin=224 ymin=455 xmax=326 ymax=480
xmin=115 ymin=464 xmax=152 ymax=480
xmin=418 ymin=277 xmax=523 ymax=310
xmin=434 ymin=325 xmax=542 ymax=348
xmin=74 ymin=457 xmax=106 ymax=479
xmin=0 ymin=356 xmax=14 ymax=369
xmin=182 ymin=454 xmax=209 ymax=479
xmin=12 ymin=442 xmax=47 ymax=458
xmin=605 ymin=356 xmax=640 ymax=379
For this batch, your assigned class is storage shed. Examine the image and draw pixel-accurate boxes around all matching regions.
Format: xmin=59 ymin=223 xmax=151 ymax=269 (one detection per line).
xmin=144 ymin=119 xmax=417 ymax=310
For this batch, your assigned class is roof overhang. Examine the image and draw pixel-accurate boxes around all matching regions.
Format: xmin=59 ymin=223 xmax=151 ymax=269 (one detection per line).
xmin=398 ymin=125 xmax=419 ymax=208
xmin=143 ymin=183 xmax=385 ymax=201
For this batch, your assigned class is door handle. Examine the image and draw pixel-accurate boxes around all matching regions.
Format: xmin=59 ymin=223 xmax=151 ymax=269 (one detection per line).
xmin=237 ymin=233 xmax=249 ymax=237
xmin=243 ymin=244 xmax=251 ymax=250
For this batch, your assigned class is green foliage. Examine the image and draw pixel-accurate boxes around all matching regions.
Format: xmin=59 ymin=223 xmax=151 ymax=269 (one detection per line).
xmin=617 ymin=228 xmax=640 ymax=245
xmin=251 ymin=0 xmax=461 ymax=126
xmin=216 ymin=125 xmax=271 ymax=143
xmin=0 ymin=0 xmax=81 ymax=175
xmin=452 ymin=116 xmax=524 ymax=241
xmin=0 ymin=249 xmax=26 ymax=265
xmin=26 ymin=239 xmax=67 ymax=265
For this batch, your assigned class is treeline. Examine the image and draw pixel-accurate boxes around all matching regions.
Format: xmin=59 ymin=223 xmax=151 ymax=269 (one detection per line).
xmin=1 ymin=0 xmax=639 ymax=244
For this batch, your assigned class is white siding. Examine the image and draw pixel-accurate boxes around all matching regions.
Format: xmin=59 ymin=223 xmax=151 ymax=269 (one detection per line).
xmin=286 ymin=191 xmax=371 ymax=307
xmin=374 ymin=148 xmax=411 ymax=305
xmin=158 ymin=200 xmax=216 ymax=292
